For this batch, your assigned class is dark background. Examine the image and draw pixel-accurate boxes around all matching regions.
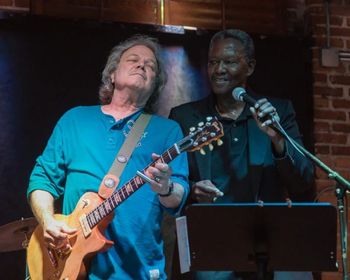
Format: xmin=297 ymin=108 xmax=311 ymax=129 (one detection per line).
xmin=0 ymin=15 xmax=313 ymax=279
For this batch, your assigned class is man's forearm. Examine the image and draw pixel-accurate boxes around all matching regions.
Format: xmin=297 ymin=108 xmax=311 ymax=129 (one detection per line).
xmin=29 ymin=190 xmax=56 ymax=227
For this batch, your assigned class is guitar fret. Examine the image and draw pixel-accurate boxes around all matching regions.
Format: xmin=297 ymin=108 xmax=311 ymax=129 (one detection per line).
xmin=94 ymin=210 xmax=100 ymax=222
xmin=105 ymin=199 xmax=112 ymax=212
xmin=90 ymin=213 xmax=96 ymax=225
xmin=134 ymin=177 xmax=142 ymax=189
xmin=115 ymin=192 xmax=122 ymax=203
xmin=99 ymin=204 xmax=106 ymax=217
xmin=166 ymin=149 xmax=173 ymax=161
xmin=126 ymin=183 xmax=133 ymax=195
xmin=87 ymin=214 xmax=94 ymax=228
xmin=159 ymin=155 xmax=165 ymax=163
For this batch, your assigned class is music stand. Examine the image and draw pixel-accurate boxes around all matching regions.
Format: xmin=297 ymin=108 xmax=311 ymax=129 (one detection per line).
xmin=176 ymin=203 xmax=338 ymax=279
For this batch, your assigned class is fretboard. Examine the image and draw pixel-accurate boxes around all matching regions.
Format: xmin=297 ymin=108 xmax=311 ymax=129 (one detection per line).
xmin=86 ymin=144 xmax=180 ymax=228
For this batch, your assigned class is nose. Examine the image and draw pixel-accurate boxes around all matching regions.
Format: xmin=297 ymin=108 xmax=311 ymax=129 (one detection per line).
xmin=136 ymin=60 xmax=146 ymax=70
xmin=215 ymin=60 xmax=226 ymax=73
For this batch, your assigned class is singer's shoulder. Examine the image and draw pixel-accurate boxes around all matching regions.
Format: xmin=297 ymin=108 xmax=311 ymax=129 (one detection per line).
xmin=170 ymin=96 xmax=212 ymax=113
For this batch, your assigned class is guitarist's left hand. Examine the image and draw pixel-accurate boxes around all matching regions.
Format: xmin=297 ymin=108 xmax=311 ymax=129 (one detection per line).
xmin=145 ymin=153 xmax=173 ymax=196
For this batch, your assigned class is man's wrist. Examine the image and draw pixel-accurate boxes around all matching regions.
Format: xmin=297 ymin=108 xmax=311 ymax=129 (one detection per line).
xmin=158 ymin=181 xmax=174 ymax=197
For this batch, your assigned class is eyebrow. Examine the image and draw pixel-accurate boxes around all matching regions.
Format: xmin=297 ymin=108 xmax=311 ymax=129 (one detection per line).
xmin=126 ymin=53 xmax=157 ymax=64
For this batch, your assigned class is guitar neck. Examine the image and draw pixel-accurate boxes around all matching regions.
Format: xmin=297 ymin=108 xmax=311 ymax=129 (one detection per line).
xmin=86 ymin=144 xmax=180 ymax=228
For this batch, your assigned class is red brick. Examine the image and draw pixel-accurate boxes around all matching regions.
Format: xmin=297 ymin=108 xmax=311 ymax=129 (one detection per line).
xmin=314 ymin=97 xmax=330 ymax=108
xmin=332 ymin=99 xmax=350 ymax=109
xmin=330 ymin=27 xmax=350 ymax=37
xmin=313 ymin=86 xmax=344 ymax=97
xmin=334 ymin=157 xmax=350 ymax=168
xmin=305 ymin=0 xmax=323 ymax=5
xmin=332 ymin=146 xmax=350 ymax=155
xmin=314 ymin=72 xmax=328 ymax=83
xmin=314 ymin=121 xmax=331 ymax=132
xmin=315 ymin=144 xmax=330 ymax=154
xmin=307 ymin=6 xmax=324 ymax=14
xmin=0 ymin=0 xmax=13 ymax=5
xmin=315 ymin=179 xmax=332 ymax=190
xmin=346 ymin=39 xmax=350 ymax=49
xmin=331 ymin=5 xmax=350 ymax=17
xmin=315 ymin=166 xmax=331 ymax=179
xmin=310 ymin=14 xmax=344 ymax=26
xmin=315 ymin=133 xmax=347 ymax=144
xmin=333 ymin=123 xmax=350 ymax=133
xmin=330 ymin=75 xmax=350 ymax=85
xmin=314 ymin=109 xmax=346 ymax=121
xmin=313 ymin=36 xmax=344 ymax=48
xmin=14 ymin=0 xmax=28 ymax=8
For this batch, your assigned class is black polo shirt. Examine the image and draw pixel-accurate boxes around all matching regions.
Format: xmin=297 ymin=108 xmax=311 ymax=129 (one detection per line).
xmin=211 ymin=104 xmax=254 ymax=202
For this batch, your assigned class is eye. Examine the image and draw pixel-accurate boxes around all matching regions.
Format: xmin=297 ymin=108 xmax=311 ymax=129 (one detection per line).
xmin=224 ymin=60 xmax=238 ymax=66
xmin=208 ymin=60 xmax=219 ymax=66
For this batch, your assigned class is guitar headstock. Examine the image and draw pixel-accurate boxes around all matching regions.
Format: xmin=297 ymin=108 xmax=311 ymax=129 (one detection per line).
xmin=178 ymin=117 xmax=224 ymax=154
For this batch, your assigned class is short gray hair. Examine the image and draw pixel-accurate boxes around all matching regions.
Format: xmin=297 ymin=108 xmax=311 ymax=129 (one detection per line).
xmin=99 ymin=34 xmax=167 ymax=113
xmin=210 ymin=29 xmax=255 ymax=62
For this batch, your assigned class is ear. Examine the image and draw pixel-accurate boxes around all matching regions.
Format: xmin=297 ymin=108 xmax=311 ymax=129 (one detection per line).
xmin=246 ymin=59 xmax=256 ymax=77
xmin=110 ymin=73 xmax=115 ymax=84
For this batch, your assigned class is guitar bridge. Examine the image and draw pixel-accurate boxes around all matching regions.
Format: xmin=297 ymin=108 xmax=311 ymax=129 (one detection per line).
xmin=79 ymin=214 xmax=92 ymax=237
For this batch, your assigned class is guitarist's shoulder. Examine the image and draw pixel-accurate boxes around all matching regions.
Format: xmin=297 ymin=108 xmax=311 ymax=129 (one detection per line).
xmin=60 ymin=105 xmax=102 ymax=119
xmin=56 ymin=105 xmax=101 ymax=126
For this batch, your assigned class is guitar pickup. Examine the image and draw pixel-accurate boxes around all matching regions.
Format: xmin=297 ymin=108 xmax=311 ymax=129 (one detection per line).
xmin=79 ymin=214 xmax=92 ymax=237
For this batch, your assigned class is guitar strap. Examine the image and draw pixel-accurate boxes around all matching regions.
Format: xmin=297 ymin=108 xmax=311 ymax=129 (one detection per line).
xmin=98 ymin=113 xmax=151 ymax=199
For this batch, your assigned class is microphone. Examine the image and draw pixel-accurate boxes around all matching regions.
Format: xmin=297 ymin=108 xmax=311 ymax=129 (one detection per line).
xmin=232 ymin=87 xmax=278 ymax=124
xmin=232 ymin=87 xmax=257 ymax=106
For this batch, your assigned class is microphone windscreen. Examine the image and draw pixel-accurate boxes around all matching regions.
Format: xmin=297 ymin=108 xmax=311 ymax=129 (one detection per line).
xmin=232 ymin=87 xmax=246 ymax=101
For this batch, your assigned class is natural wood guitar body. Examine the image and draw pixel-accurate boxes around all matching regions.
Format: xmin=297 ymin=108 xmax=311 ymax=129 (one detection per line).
xmin=27 ymin=192 xmax=114 ymax=280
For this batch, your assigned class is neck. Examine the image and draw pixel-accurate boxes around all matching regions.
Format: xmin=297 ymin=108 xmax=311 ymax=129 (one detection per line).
xmin=215 ymin=94 xmax=245 ymax=120
xmin=102 ymin=93 xmax=144 ymax=120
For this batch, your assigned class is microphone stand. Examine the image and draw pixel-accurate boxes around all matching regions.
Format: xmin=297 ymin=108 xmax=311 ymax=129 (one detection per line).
xmin=272 ymin=120 xmax=350 ymax=280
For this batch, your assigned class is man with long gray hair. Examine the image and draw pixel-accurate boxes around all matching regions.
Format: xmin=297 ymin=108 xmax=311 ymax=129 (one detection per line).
xmin=27 ymin=34 xmax=189 ymax=279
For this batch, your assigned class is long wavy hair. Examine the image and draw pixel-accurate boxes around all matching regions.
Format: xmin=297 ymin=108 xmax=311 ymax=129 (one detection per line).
xmin=99 ymin=34 xmax=167 ymax=113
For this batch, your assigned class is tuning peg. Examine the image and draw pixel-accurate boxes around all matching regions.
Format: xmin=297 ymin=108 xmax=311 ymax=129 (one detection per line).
xmin=217 ymin=139 xmax=223 ymax=146
xmin=189 ymin=127 xmax=196 ymax=132
xmin=208 ymin=143 xmax=214 ymax=151
xmin=206 ymin=116 xmax=213 ymax=121
xmin=200 ymin=148 xmax=206 ymax=155
xmin=198 ymin=122 xmax=204 ymax=127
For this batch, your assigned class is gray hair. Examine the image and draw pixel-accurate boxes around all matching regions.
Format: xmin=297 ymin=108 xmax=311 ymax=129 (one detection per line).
xmin=99 ymin=34 xmax=167 ymax=113
xmin=209 ymin=29 xmax=255 ymax=62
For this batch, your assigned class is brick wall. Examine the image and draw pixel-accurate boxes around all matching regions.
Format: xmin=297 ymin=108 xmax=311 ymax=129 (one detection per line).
xmin=306 ymin=0 xmax=350 ymax=279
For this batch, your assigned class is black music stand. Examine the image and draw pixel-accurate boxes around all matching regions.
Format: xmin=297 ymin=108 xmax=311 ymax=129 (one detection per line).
xmin=176 ymin=203 xmax=338 ymax=279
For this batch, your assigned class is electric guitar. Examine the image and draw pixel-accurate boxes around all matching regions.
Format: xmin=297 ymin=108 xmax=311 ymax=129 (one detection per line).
xmin=27 ymin=117 xmax=224 ymax=280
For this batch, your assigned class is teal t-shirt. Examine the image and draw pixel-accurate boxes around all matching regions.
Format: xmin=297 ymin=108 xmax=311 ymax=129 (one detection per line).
xmin=28 ymin=106 xmax=189 ymax=280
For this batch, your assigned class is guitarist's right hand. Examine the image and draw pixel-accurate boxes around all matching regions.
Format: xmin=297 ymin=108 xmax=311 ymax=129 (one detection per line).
xmin=43 ymin=217 xmax=77 ymax=250
xmin=192 ymin=180 xmax=224 ymax=203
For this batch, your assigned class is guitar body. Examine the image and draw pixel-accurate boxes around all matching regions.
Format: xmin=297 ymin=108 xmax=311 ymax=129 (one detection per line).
xmin=27 ymin=192 xmax=114 ymax=280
